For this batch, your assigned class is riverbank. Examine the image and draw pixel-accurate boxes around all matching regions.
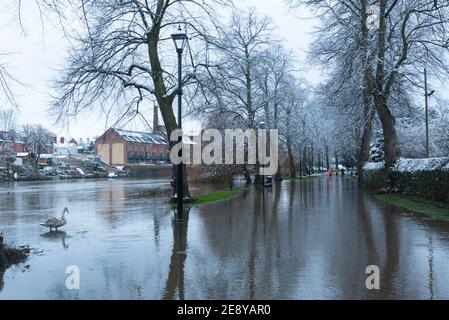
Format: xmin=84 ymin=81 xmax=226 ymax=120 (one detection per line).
xmin=192 ymin=187 xmax=248 ymax=206
xmin=169 ymin=187 xmax=249 ymax=209
xmin=0 ymin=235 xmax=30 ymax=289
xmin=283 ymin=175 xmax=321 ymax=181
xmin=375 ymin=194 xmax=449 ymax=222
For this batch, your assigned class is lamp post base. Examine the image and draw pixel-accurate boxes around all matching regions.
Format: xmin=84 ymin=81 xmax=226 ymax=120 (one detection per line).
xmin=170 ymin=195 xmax=194 ymax=204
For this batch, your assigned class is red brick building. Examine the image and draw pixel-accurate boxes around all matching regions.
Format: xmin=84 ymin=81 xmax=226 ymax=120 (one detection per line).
xmin=0 ymin=131 xmax=27 ymax=153
xmin=95 ymin=128 xmax=170 ymax=166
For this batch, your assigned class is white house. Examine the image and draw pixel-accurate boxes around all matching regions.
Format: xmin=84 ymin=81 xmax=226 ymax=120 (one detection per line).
xmin=53 ymin=137 xmax=79 ymax=156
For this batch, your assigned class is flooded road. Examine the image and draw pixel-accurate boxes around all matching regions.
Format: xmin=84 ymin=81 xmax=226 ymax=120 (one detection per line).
xmin=1 ymin=177 xmax=449 ymax=300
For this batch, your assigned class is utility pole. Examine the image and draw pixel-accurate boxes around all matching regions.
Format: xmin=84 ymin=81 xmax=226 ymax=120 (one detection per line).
xmin=424 ymin=68 xmax=435 ymax=159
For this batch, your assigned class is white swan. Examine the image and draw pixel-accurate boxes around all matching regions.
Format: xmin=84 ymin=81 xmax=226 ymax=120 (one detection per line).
xmin=40 ymin=208 xmax=69 ymax=232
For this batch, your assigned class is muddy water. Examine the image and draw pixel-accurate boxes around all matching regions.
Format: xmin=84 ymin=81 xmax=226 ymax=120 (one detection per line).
xmin=0 ymin=177 xmax=449 ymax=300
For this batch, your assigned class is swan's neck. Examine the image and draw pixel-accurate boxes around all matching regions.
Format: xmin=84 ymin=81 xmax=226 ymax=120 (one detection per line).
xmin=62 ymin=211 xmax=66 ymax=220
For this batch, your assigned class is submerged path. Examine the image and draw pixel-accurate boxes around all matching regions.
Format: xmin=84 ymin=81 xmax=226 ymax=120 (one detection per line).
xmin=0 ymin=177 xmax=449 ymax=299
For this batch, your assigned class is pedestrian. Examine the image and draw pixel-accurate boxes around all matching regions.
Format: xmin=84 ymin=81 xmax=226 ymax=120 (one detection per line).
xmin=341 ymin=168 xmax=346 ymax=177
xmin=327 ymin=167 xmax=333 ymax=179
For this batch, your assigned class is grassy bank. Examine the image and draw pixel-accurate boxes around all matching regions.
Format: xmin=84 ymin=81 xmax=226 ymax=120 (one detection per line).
xmin=192 ymin=187 xmax=248 ymax=206
xmin=375 ymin=194 xmax=449 ymax=222
xmin=283 ymin=175 xmax=321 ymax=181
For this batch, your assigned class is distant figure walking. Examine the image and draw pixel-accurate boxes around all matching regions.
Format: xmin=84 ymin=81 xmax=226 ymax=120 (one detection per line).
xmin=327 ymin=168 xmax=333 ymax=179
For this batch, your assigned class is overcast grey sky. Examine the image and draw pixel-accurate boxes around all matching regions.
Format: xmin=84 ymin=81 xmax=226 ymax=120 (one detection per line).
xmin=0 ymin=0 xmax=319 ymax=139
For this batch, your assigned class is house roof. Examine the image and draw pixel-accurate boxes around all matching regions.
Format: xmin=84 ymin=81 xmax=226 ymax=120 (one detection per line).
xmin=114 ymin=128 xmax=167 ymax=145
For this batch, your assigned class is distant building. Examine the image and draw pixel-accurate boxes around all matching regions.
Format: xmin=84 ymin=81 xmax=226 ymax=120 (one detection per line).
xmin=54 ymin=137 xmax=79 ymax=156
xmin=95 ymin=128 xmax=169 ymax=166
xmin=76 ymin=138 xmax=95 ymax=154
xmin=0 ymin=130 xmax=27 ymax=154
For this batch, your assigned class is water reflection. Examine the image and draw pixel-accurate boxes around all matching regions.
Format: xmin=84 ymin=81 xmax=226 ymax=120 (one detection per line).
xmin=41 ymin=231 xmax=70 ymax=249
xmin=163 ymin=209 xmax=190 ymax=300
xmin=1 ymin=178 xmax=449 ymax=299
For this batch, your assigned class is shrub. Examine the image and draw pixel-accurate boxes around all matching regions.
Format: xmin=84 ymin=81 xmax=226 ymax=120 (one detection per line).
xmin=363 ymin=158 xmax=449 ymax=203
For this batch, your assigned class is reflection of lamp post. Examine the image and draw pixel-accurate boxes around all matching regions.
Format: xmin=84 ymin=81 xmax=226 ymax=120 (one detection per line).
xmin=424 ymin=68 xmax=435 ymax=159
xmin=171 ymin=26 xmax=188 ymax=220
xmin=259 ymin=121 xmax=266 ymax=188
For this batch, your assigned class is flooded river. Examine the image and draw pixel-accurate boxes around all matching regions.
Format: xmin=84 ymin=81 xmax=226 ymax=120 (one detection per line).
xmin=1 ymin=177 xmax=449 ymax=299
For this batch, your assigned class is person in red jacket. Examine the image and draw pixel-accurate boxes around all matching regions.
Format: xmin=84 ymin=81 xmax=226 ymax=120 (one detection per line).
xmin=327 ymin=167 xmax=333 ymax=179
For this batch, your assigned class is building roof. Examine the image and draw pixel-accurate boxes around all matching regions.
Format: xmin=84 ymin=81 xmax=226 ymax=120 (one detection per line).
xmin=114 ymin=128 xmax=167 ymax=145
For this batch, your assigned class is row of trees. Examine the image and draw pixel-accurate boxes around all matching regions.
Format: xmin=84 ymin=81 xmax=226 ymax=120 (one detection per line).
xmin=3 ymin=0 xmax=449 ymax=190
xmin=289 ymin=0 xmax=449 ymax=179
xmin=15 ymin=1 xmax=311 ymax=190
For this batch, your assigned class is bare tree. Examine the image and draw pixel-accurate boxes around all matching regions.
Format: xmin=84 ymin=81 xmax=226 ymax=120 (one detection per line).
xmin=0 ymin=108 xmax=17 ymax=153
xmin=0 ymin=108 xmax=17 ymax=179
xmin=21 ymin=124 xmax=53 ymax=171
xmin=194 ymin=8 xmax=275 ymax=183
xmin=49 ymin=0 xmax=233 ymax=197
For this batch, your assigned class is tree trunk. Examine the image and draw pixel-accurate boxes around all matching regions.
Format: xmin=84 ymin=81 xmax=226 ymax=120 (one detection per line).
xmin=302 ymin=147 xmax=308 ymax=176
xmin=287 ymin=136 xmax=296 ymax=178
xmin=372 ymin=0 xmax=399 ymax=170
xmin=243 ymin=165 xmax=252 ymax=184
xmin=357 ymin=0 xmax=375 ymax=182
xmin=374 ymin=95 xmax=399 ymax=169
xmin=148 ymin=28 xmax=191 ymax=199
xmin=357 ymin=107 xmax=375 ymax=182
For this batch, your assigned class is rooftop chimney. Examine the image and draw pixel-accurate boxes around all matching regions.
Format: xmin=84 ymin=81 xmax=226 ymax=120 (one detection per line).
xmin=60 ymin=137 xmax=65 ymax=144
xmin=153 ymin=104 xmax=160 ymax=133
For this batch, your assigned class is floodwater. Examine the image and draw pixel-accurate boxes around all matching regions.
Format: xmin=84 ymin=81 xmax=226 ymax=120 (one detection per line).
xmin=1 ymin=176 xmax=449 ymax=300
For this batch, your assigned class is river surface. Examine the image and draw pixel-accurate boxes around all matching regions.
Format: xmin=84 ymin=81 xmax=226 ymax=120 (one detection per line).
xmin=1 ymin=177 xmax=449 ymax=300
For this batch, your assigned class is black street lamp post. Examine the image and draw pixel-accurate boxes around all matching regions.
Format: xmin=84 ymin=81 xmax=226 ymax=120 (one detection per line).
xmin=171 ymin=26 xmax=188 ymax=220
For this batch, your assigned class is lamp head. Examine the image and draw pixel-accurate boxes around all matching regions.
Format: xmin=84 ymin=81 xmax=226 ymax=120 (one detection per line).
xmin=171 ymin=25 xmax=188 ymax=53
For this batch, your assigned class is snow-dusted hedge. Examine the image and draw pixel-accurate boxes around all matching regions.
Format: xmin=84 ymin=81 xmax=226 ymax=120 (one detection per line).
xmin=363 ymin=157 xmax=449 ymax=203
xmin=362 ymin=162 xmax=387 ymax=190
xmin=393 ymin=158 xmax=449 ymax=173
xmin=390 ymin=158 xmax=449 ymax=203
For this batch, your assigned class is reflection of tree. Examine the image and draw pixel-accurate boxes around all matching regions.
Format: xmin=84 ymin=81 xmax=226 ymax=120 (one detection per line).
xmin=382 ymin=206 xmax=400 ymax=297
xmin=428 ymin=236 xmax=434 ymax=300
xmin=0 ymin=251 xmax=5 ymax=291
xmin=163 ymin=210 xmax=189 ymax=300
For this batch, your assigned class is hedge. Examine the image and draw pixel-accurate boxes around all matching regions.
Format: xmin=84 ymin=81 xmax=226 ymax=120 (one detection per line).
xmin=363 ymin=158 xmax=449 ymax=204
